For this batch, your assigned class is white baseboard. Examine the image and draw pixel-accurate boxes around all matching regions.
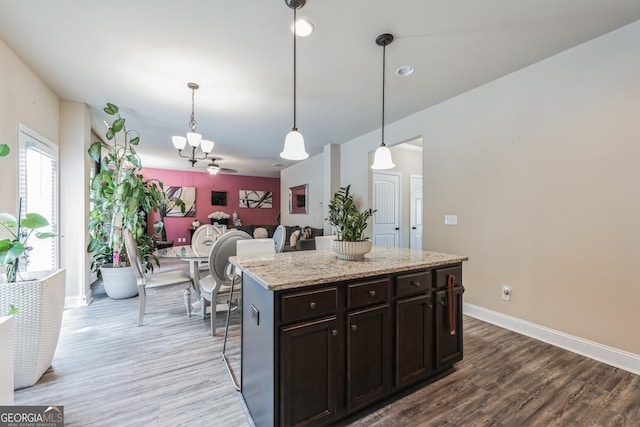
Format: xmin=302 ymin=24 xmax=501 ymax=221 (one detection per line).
xmin=463 ymin=303 xmax=640 ymax=376
xmin=64 ymin=296 xmax=87 ymax=308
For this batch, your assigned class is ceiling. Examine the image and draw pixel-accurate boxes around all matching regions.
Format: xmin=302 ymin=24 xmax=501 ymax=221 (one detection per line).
xmin=1 ymin=1 xmax=639 ymax=177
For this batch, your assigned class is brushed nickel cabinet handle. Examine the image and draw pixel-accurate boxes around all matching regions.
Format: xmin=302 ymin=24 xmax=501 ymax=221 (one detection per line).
xmin=369 ymin=290 xmax=376 ymax=297
xmin=331 ymin=329 xmax=338 ymax=336
xmin=411 ymin=281 xmax=421 ymax=287
xmin=351 ymin=324 xmax=358 ymax=331
xmin=309 ymin=302 xmax=317 ymax=309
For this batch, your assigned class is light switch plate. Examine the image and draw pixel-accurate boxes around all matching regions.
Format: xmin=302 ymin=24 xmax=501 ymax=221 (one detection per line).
xmin=444 ymin=215 xmax=458 ymax=225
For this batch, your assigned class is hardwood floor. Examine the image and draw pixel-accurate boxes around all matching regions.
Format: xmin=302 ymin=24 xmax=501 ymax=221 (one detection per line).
xmin=14 ymin=286 xmax=640 ymax=426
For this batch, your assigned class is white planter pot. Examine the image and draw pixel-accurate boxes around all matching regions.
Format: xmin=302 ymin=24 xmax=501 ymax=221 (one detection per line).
xmin=0 ymin=315 xmax=14 ymax=403
xmin=331 ymin=239 xmax=373 ymax=261
xmin=100 ymin=264 xmax=138 ymax=299
xmin=0 ymin=269 xmax=65 ymax=389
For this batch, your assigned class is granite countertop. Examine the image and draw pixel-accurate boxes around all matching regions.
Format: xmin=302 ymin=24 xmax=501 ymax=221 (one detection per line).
xmin=230 ymin=246 xmax=468 ymax=291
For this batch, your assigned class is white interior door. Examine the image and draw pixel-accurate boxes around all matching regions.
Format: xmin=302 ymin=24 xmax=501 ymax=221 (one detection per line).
xmin=372 ymin=172 xmax=400 ymax=247
xmin=410 ymin=175 xmax=423 ymax=250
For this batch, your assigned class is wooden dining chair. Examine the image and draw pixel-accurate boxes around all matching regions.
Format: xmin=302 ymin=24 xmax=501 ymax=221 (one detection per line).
xmin=123 ymin=229 xmax=193 ymax=326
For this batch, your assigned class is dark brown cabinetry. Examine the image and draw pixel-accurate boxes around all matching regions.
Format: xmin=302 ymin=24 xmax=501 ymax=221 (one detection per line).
xmin=280 ymin=316 xmax=341 ymax=427
xmin=241 ymin=263 xmax=464 ymax=427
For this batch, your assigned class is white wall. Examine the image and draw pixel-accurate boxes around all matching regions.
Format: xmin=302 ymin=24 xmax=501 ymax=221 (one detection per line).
xmin=59 ymin=100 xmax=93 ymax=306
xmin=342 ymin=21 xmax=640 ymax=355
xmin=1 ymin=37 xmax=91 ymax=307
xmin=280 ymin=152 xmax=324 ymax=228
xmin=0 ymin=37 xmax=59 ymax=216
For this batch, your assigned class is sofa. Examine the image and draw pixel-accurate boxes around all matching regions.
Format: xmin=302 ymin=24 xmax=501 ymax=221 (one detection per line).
xmin=282 ymin=225 xmax=324 ymax=252
xmin=229 ymin=224 xmax=323 ymax=251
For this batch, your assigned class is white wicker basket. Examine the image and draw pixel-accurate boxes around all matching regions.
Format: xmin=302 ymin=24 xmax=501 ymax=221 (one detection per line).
xmin=0 ymin=269 xmax=65 ymax=389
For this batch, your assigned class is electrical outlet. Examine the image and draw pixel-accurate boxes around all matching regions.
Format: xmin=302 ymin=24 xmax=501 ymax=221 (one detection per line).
xmin=501 ymin=285 xmax=511 ymax=302
xmin=444 ymin=215 xmax=457 ymax=225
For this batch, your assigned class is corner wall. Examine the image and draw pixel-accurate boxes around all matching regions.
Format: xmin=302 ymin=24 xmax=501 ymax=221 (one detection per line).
xmin=343 ymin=21 xmax=640 ymax=355
xmin=280 ymin=153 xmax=324 ymax=228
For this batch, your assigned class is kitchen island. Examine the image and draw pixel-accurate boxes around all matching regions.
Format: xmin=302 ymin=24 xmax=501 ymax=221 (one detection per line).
xmin=231 ymin=246 xmax=468 ymax=427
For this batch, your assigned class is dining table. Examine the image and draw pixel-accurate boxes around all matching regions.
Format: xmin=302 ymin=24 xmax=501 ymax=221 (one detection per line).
xmin=155 ymin=245 xmax=209 ymax=316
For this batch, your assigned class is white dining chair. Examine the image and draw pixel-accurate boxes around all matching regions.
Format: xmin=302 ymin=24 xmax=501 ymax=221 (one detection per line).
xmin=123 ymin=229 xmax=193 ymax=326
xmin=315 ymin=235 xmax=336 ymax=251
xmin=222 ymin=237 xmax=276 ymax=391
xmin=272 ymin=225 xmax=285 ymax=253
xmin=191 ymin=224 xmax=222 ymax=257
xmin=198 ymin=230 xmax=252 ymax=336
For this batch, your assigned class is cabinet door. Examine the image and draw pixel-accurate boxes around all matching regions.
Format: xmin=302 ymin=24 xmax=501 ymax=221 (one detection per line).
xmin=347 ymin=305 xmax=390 ymax=411
xmin=280 ymin=316 xmax=341 ymax=427
xmin=395 ymin=294 xmax=433 ymax=388
xmin=434 ymin=286 xmax=464 ymax=370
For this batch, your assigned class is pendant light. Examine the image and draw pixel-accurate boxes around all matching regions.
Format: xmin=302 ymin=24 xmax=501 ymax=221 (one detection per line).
xmin=371 ymin=33 xmax=396 ymax=170
xmin=280 ymin=0 xmax=309 ymax=161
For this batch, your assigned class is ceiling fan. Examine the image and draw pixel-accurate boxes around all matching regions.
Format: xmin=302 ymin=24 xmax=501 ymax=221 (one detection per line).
xmin=205 ymin=157 xmax=237 ymax=175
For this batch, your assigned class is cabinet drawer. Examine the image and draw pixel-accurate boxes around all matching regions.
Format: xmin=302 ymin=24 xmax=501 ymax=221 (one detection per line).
xmin=396 ymin=271 xmax=431 ymax=298
xmin=347 ymin=279 xmax=389 ymax=310
xmin=281 ymin=288 xmax=337 ymax=324
xmin=434 ymin=265 xmax=462 ymax=289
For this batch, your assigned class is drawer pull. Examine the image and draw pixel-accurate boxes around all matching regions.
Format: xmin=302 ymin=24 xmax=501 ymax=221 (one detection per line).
xmin=351 ymin=324 xmax=358 ymax=331
xmin=368 ymin=290 xmax=376 ymax=297
xmin=331 ymin=329 xmax=338 ymax=336
xmin=309 ymin=302 xmax=317 ymax=309
xmin=411 ymin=281 xmax=421 ymax=287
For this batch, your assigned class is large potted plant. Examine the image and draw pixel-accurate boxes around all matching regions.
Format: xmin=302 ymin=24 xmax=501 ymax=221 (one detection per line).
xmin=326 ymin=185 xmax=375 ymax=260
xmin=87 ymin=103 xmax=166 ymax=299
xmin=0 ymin=143 xmax=65 ymax=390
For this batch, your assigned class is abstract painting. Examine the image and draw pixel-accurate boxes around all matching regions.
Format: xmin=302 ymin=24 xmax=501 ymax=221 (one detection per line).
xmin=166 ymin=186 xmax=196 ymax=217
xmin=239 ymin=190 xmax=273 ymax=209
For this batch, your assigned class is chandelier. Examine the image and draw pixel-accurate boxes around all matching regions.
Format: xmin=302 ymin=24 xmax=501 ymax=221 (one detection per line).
xmin=172 ymin=82 xmax=214 ymax=166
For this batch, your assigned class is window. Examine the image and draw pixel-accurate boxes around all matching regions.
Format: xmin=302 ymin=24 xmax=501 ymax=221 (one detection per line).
xmin=18 ymin=124 xmax=59 ymax=272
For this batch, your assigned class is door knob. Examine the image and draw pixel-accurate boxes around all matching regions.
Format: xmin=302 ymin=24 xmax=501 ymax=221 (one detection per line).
xmin=395 ymin=227 xmax=400 ymax=230
xmin=412 ymin=226 xmax=417 ymax=230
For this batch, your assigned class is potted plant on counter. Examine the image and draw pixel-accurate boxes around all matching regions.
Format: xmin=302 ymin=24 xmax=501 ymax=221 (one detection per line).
xmin=0 ymin=144 xmax=65 ymax=390
xmin=326 ymin=185 xmax=376 ymax=260
xmin=87 ymin=103 xmax=166 ymax=299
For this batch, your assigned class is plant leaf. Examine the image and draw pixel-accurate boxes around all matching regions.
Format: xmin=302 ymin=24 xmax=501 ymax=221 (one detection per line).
xmin=104 ymin=103 xmax=119 ymax=115
xmin=129 ymin=136 xmax=140 ymax=146
xmin=0 ymin=144 xmax=9 ymax=157
xmin=0 ymin=241 xmax=24 ymax=265
xmin=21 ymin=212 xmax=49 ymax=229
xmin=88 ymin=141 xmax=103 ymax=162
xmin=112 ymin=118 xmax=125 ymax=133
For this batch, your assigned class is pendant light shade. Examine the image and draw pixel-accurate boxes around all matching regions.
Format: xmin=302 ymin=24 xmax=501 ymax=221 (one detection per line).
xmin=281 ymin=0 xmax=309 ymax=161
xmin=371 ymin=144 xmax=395 ymax=170
xmin=281 ymin=128 xmax=308 ymax=160
xmin=371 ymin=33 xmax=395 ymax=170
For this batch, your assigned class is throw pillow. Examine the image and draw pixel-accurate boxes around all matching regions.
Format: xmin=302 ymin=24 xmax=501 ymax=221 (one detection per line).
xmin=253 ymin=227 xmax=268 ymax=239
xmin=301 ymin=226 xmax=312 ymax=240
xmin=290 ymin=229 xmax=301 ymax=247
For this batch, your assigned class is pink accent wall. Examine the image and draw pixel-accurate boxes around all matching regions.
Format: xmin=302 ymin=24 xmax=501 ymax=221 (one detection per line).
xmin=141 ymin=168 xmax=280 ymax=244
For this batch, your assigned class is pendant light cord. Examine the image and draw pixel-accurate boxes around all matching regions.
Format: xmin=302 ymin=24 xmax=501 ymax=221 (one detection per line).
xmin=381 ymin=42 xmax=386 ymax=146
xmin=292 ymin=6 xmax=297 ymax=130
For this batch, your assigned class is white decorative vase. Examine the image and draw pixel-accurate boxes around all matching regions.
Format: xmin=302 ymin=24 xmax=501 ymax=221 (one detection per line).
xmin=0 ymin=269 xmax=65 ymax=389
xmin=331 ymin=239 xmax=373 ymax=261
xmin=100 ymin=264 xmax=138 ymax=299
